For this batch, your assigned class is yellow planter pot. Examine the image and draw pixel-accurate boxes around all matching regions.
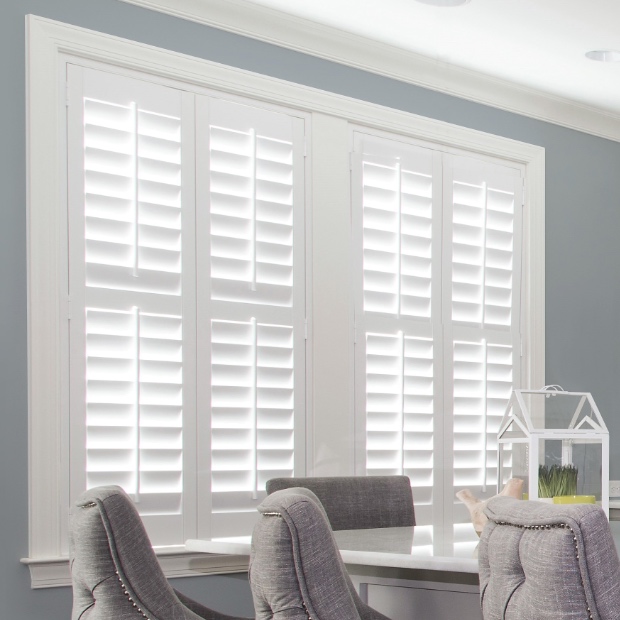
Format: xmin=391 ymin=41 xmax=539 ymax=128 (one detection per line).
xmin=553 ymin=495 xmax=596 ymax=504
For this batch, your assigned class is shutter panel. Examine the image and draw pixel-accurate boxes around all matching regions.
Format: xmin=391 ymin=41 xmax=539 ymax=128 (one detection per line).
xmin=365 ymin=332 xmax=434 ymax=503
xmin=355 ymin=136 xmax=524 ymax=536
xmin=69 ymin=66 xmax=195 ymax=546
xmin=201 ymin=98 xmax=305 ymax=538
xmin=360 ymin=137 xmax=434 ymax=318
xmin=85 ymin=308 xmax=183 ymax=515
xmin=209 ymin=99 xmax=295 ymax=307
xmin=450 ymin=158 xmax=518 ymax=327
xmin=446 ymin=155 xmax=522 ymax=531
xmin=353 ymin=133 xmax=440 ymax=527
xmin=452 ymin=340 xmax=513 ymax=488
xmin=210 ymin=319 xmax=294 ymax=486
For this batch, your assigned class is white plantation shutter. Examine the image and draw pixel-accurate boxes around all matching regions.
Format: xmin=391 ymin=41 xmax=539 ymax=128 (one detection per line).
xmin=451 ymin=340 xmax=514 ymax=488
xmin=444 ymin=155 xmax=522 ymax=542
xmin=354 ymin=132 xmax=524 ymax=535
xmin=449 ymin=158 xmax=519 ymax=327
xmin=353 ymin=133 xmax=442 ymax=527
xmin=210 ymin=320 xmax=294 ymax=489
xmin=359 ymin=137 xmax=435 ymax=318
xmin=445 ymin=156 xmax=522 ymax=492
xmin=199 ymin=97 xmax=306 ymax=538
xmin=84 ymin=309 xmax=184 ymax=511
xmin=68 ymin=69 xmax=307 ymax=544
xmin=365 ymin=332 xmax=434 ymax=500
xmin=68 ymin=66 xmax=196 ymax=546
xmin=209 ymin=99 xmax=296 ymax=307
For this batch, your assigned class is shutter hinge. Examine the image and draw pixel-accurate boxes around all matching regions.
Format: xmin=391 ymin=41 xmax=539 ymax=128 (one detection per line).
xmin=349 ymin=152 xmax=354 ymax=171
xmin=304 ymin=138 xmax=307 ymax=158
xmin=522 ymin=179 xmax=526 ymax=208
xmin=65 ymin=83 xmax=70 ymax=108
xmin=66 ymin=297 xmax=72 ymax=321
xmin=304 ymin=319 xmax=308 ymax=340
xmin=353 ymin=320 xmax=357 ymax=344
xmin=520 ymin=335 xmax=523 ymax=358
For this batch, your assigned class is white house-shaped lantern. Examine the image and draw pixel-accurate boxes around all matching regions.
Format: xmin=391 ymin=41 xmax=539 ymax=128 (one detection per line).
xmin=497 ymin=386 xmax=609 ymax=516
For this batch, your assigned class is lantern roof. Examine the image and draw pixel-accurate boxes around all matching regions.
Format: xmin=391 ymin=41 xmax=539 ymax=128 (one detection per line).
xmin=498 ymin=385 xmax=608 ymax=440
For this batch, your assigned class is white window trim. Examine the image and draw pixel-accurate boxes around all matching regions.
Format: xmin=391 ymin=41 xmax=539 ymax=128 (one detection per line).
xmin=25 ymin=13 xmax=544 ymax=586
xmin=115 ymin=0 xmax=620 ymax=143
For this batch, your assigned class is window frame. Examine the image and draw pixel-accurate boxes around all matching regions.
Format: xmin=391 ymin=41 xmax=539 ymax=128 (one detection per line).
xmin=25 ymin=14 xmax=544 ymax=587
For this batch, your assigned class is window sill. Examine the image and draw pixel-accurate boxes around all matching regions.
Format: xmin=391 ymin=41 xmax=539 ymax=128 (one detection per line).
xmin=20 ymin=548 xmax=249 ymax=589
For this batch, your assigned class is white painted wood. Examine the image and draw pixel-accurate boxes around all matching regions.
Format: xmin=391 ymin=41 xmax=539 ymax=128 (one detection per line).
xmin=309 ymin=113 xmax=355 ymax=475
xmin=21 ymin=552 xmax=249 ymax=589
xmin=115 ymin=0 xmax=620 ymax=143
xmin=26 ymin=15 xmax=544 ymax=577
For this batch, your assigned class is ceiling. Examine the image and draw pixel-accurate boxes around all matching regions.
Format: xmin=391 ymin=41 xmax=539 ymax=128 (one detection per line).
xmin=239 ymin=0 xmax=620 ymax=117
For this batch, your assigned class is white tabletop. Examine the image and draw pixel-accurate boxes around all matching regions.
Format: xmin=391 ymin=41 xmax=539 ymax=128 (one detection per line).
xmin=186 ymin=520 xmax=620 ymax=577
xmin=186 ymin=525 xmax=480 ymax=574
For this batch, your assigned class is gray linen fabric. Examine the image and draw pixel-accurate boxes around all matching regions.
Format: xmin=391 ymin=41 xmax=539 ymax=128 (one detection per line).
xmin=70 ymin=485 xmax=249 ymax=620
xmin=265 ymin=476 xmax=414 ymax=530
xmin=479 ymin=496 xmax=620 ymax=620
xmin=250 ymin=488 xmax=391 ymax=620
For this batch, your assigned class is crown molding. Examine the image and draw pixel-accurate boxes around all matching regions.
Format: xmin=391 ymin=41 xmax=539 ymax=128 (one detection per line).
xmin=117 ymin=0 xmax=620 ymax=143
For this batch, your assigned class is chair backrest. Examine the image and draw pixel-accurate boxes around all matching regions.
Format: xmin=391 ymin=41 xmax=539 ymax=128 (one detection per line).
xmin=479 ymin=496 xmax=620 ymax=620
xmin=70 ymin=485 xmax=243 ymax=620
xmin=265 ymin=476 xmax=414 ymax=530
xmin=250 ymin=488 xmax=389 ymax=620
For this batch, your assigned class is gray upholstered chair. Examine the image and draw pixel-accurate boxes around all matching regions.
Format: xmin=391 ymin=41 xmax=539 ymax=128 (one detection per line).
xmin=250 ymin=487 xmax=390 ymax=620
xmin=265 ymin=475 xmax=415 ymax=530
xmin=70 ymin=485 xmax=250 ymax=620
xmin=479 ymin=496 xmax=620 ymax=620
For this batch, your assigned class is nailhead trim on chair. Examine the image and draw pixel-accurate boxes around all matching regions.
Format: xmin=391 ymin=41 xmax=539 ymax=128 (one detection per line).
xmin=115 ymin=570 xmax=150 ymax=619
xmin=261 ymin=511 xmax=311 ymax=619
xmin=79 ymin=501 xmax=151 ymax=619
xmin=491 ymin=520 xmax=593 ymax=620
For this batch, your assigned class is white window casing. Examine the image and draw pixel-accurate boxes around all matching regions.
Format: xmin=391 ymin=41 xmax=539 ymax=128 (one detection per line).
xmin=26 ymin=15 xmax=543 ymax=587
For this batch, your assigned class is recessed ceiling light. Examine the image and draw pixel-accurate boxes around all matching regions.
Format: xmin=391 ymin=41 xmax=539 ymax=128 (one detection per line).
xmin=415 ymin=0 xmax=471 ymax=5
xmin=586 ymin=50 xmax=620 ymax=62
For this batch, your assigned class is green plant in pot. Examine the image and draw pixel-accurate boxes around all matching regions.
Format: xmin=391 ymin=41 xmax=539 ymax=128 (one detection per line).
xmin=538 ymin=464 xmax=595 ymax=504
xmin=538 ymin=464 xmax=578 ymax=499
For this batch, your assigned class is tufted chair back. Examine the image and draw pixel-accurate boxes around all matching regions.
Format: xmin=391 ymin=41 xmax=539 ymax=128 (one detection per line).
xmin=479 ymin=496 xmax=620 ymax=620
xmin=70 ymin=485 xmax=248 ymax=620
xmin=249 ymin=487 xmax=390 ymax=620
xmin=265 ymin=476 xmax=414 ymax=530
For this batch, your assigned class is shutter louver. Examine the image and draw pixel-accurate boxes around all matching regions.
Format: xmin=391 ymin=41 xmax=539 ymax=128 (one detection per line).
xmin=361 ymin=139 xmax=434 ymax=318
xmin=365 ymin=332 xmax=434 ymax=506
xmin=450 ymin=160 xmax=516 ymax=327
xmin=85 ymin=308 xmax=183 ymax=515
xmin=209 ymin=99 xmax=295 ymax=308
xmin=70 ymin=67 xmax=192 ymax=546
xmin=211 ymin=319 xmax=294 ymax=493
xmin=84 ymin=99 xmax=182 ymax=296
xmin=452 ymin=340 xmax=513 ymax=488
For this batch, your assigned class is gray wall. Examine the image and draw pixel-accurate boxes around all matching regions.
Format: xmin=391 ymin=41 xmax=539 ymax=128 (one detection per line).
xmin=3 ymin=0 xmax=620 ymax=618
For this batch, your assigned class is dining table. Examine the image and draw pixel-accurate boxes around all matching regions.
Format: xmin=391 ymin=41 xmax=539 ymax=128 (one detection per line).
xmin=186 ymin=518 xmax=620 ymax=620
